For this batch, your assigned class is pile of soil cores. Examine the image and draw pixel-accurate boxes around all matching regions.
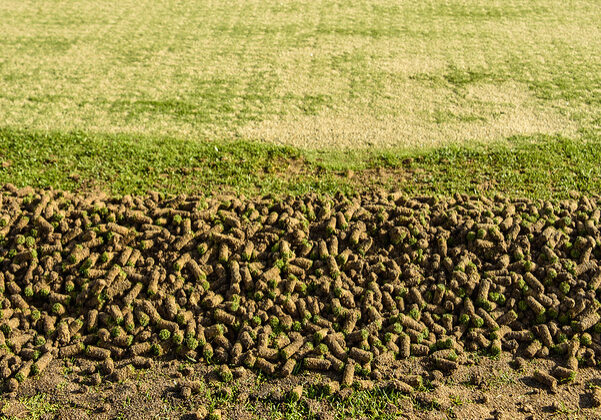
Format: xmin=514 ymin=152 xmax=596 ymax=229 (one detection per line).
xmin=1 ymin=184 xmax=601 ymax=394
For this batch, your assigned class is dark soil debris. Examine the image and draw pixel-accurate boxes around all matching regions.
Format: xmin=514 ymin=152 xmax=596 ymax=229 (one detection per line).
xmin=0 ymin=185 xmax=600 ymax=418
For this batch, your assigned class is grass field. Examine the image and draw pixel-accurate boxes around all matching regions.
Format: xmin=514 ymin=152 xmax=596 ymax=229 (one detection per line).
xmin=1 ymin=3 xmax=601 ymax=419
xmin=1 ymin=0 xmax=600 ymax=147
xmin=0 ymin=0 xmax=600 ymax=197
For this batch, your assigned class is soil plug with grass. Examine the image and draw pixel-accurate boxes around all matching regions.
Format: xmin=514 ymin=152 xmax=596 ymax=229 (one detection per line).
xmin=288 ymin=384 xmax=303 ymax=402
xmin=341 ymin=359 xmax=355 ymax=387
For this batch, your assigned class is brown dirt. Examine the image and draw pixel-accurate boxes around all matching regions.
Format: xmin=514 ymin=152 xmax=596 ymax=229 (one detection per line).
xmin=1 ymin=356 xmax=600 ymax=419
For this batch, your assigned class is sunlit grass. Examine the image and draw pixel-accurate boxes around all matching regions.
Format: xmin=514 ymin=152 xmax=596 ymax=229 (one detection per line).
xmin=1 ymin=0 xmax=599 ymax=149
xmin=1 ymin=128 xmax=600 ymax=199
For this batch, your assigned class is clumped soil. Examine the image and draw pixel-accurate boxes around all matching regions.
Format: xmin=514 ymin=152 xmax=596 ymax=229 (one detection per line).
xmin=0 ymin=185 xmax=601 ymax=418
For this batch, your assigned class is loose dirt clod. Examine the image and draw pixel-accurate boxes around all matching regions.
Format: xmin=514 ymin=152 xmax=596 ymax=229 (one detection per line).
xmin=533 ymin=370 xmax=557 ymax=393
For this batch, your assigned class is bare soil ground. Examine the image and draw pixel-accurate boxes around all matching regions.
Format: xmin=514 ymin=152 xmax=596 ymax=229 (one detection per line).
xmin=1 ymin=355 xmax=600 ymax=419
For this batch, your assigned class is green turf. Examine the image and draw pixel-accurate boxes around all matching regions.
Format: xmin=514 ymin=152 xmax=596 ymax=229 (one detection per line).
xmin=1 ymin=127 xmax=600 ymax=199
xmin=1 ymin=0 xmax=600 ymax=149
xmin=1 ymin=0 xmax=600 ymax=200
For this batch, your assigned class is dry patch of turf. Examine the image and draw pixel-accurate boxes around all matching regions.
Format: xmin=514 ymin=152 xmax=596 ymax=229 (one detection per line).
xmin=239 ymin=81 xmax=576 ymax=150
